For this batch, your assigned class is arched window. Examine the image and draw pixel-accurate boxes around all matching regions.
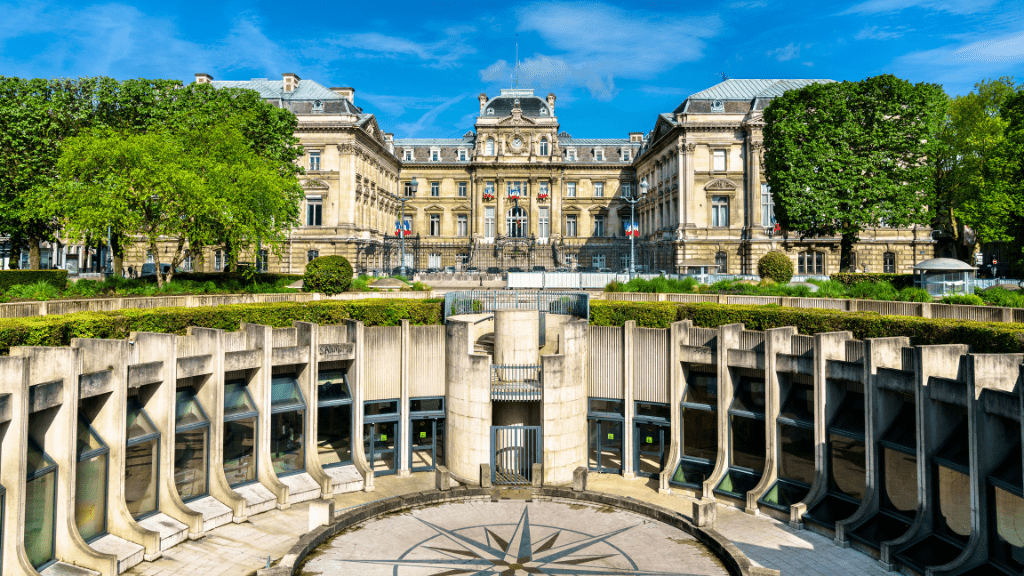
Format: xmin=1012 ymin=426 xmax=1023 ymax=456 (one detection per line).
xmin=486 ymin=139 xmax=494 ymax=155
xmin=540 ymin=138 xmax=549 ymax=155
xmin=506 ymin=206 xmax=528 ymax=238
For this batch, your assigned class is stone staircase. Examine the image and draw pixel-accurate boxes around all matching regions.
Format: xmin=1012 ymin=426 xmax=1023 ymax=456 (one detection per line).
xmin=474 ymin=333 xmax=494 ymax=357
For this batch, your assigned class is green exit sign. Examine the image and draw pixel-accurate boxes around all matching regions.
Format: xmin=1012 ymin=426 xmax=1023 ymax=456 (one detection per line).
xmin=420 ymin=431 xmax=427 ymax=438
xmin=380 ymin=434 xmax=387 ymax=441
xmin=646 ymin=436 xmax=653 ymax=444
xmin=607 ymin=433 xmax=614 ymax=440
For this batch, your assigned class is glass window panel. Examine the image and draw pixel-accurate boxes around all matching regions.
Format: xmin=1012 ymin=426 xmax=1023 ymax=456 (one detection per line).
xmin=175 ymin=390 xmax=209 ymax=429
xmin=224 ymin=417 xmax=257 ymax=486
xmin=883 ymin=447 xmax=918 ymax=516
xmin=880 ymin=402 xmax=916 ymax=451
xmin=271 ymin=375 xmax=305 ymax=411
xmin=761 ymin=480 xmax=811 ymax=510
xmin=731 ymin=378 xmax=766 ymax=415
xmin=600 ymin=420 xmax=623 ymax=471
xmin=828 ymin=392 xmax=866 ymax=437
xmin=779 ymin=425 xmax=815 ymax=486
xmin=992 ymin=487 xmax=1024 ymax=570
xmin=588 ymin=420 xmax=599 ymax=469
xmin=271 ymin=411 xmax=305 ymax=475
xmin=636 ymin=402 xmax=670 ymax=420
xmin=77 ymin=419 xmax=107 ymax=456
xmin=589 ymin=399 xmax=624 ymax=415
xmin=779 ymin=384 xmax=814 ymax=424
xmin=27 ymin=439 xmax=56 ymax=476
xmin=224 ymin=382 xmax=258 ymax=419
xmin=364 ymin=421 xmax=397 ymax=474
xmin=75 ymin=454 xmax=107 ymax=541
xmin=411 ymin=398 xmax=443 ymax=413
xmin=684 ymin=373 xmax=717 ymax=407
xmin=672 ymin=457 xmax=715 ymax=487
xmin=126 ymin=399 xmax=158 ymax=441
xmin=934 ymin=421 xmax=970 ymax=473
xmin=936 ymin=465 xmax=971 ymax=543
xmin=25 ymin=471 xmax=56 ymax=567
xmin=365 ymin=401 xmax=399 ymax=417
xmin=125 ymin=438 xmax=159 ymax=518
xmin=991 ymin=448 xmax=1023 ymax=492
xmin=829 ymin=433 xmax=866 ymax=501
xmin=174 ymin=427 xmax=208 ymax=500
xmin=318 ymin=404 xmax=352 ymax=467
xmin=731 ymin=415 xmax=766 ymax=473
xmin=635 ymin=422 xmax=666 ymax=477
xmin=683 ymin=408 xmax=717 ymax=462
xmin=317 ymin=370 xmax=351 ymax=404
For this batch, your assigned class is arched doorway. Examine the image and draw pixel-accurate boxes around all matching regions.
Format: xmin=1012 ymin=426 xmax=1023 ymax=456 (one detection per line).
xmin=506 ymin=206 xmax=528 ymax=238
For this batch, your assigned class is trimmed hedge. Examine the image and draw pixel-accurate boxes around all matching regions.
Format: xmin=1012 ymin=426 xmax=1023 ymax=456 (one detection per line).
xmin=0 ymin=299 xmax=444 ymax=355
xmin=0 ymin=270 xmax=69 ymax=292
xmin=830 ymin=273 xmax=914 ymax=290
xmin=138 ymin=272 xmax=304 ymax=286
xmin=758 ymin=251 xmax=794 ymax=284
xmin=303 ymin=256 xmax=354 ymax=295
xmin=590 ymin=301 xmax=1024 ymax=353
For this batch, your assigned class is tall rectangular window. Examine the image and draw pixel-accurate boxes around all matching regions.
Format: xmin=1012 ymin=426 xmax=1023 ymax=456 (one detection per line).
xmin=538 ymin=207 xmax=550 ymax=239
xmin=566 ymin=214 xmax=578 ymax=237
xmin=458 ymin=182 xmax=467 ymax=197
xmin=622 ymin=148 xmax=631 ymax=162
xmin=457 ymin=214 xmax=468 ymax=237
xmin=308 ymin=151 xmax=321 ymax=171
xmin=485 ymin=182 xmax=494 ymax=197
xmin=404 ymin=149 xmax=413 ymax=161
xmin=713 ymin=149 xmax=726 ymax=172
xmin=431 ymin=149 xmax=440 ymax=162
xmin=566 ymin=182 xmax=576 ymax=197
xmin=594 ymin=182 xmax=604 ymax=197
xmin=760 ymin=184 xmax=775 ymax=227
xmin=214 ymin=250 xmax=222 ymax=272
xmin=711 ymin=196 xmax=730 ymax=227
xmin=257 ymin=249 xmax=268 ymax=273
xmin=798 ymin=252 xmax=824 ymax=275
xmin=430 ymin=182 xmax=439 ymax=197
xmin=621 ymin=182 xmax=632 ymax=197
xmin=883 ymin=252 xmax=896 ymax=274
xmin=567 ymin=148 xmax=577 ymax=161
xmin=593 ymin=215 xmax=605 ymax=237
xmin=306 ymin=196 xmax=322 ymax=226
xmin=485 ymin=207 xmax=495 ymax=239
xmin=404 ymin=182 xmax=415 ymax=197
xmin=429 ymin=214 xmax=440 ymax=236
xmin=539 ymin=181 xmax=549 ymax=197
xmin=458 ymin=149 xmax=467 ymax=161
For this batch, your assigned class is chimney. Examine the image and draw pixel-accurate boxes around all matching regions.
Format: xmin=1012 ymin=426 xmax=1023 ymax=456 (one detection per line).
xmin=195 ymin=73 xmax=213 ymax=84
xmin=629 ymin=132 xmax=643 ymax=143
xmin=546 ymin=93 xmax=556 ymax=115
xmin=282 ymin=73 xmax=300 ymax=93
xmin=330 ymin=87 xmax=355 ymax=104
xmin=479 ymin=93 xmax=488 ymax=115
xmin=384 ymin=133 xmax=394 ymax=142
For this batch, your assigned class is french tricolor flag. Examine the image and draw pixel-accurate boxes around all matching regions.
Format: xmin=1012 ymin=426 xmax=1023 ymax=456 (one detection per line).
xmin=395 ymin=220 xmax=401 ymax=236
xmin=633 ymin=221 xmax=640 ymax=237
xmin=403 ymin=221 xmax=412 ymax=236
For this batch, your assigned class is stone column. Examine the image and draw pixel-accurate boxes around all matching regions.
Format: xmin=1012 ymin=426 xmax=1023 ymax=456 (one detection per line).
xmin=239 ymin=323 xmax=291 ymax=508
xmin=294 ymin=321 xmax=333 ymax=495
xmin=398 ymin=319 xmax=412 ymax=477
xmin=346 ymin=319 xmax=375 ymax=492
xmin=540 ymin=319 xmax=588 ymax=485
xmin=445 ymin=318 xmax=493 ymax=485
xmin=0 ymin=355 xmax=43 ymax=576
xmin=622 ymin=321 xmax=636 ymax=478
xmin=680 ymin=142 xmax=696 ymax=228
xmin=660 ymin=321 xmax=692 ymax=493
xmin=703 ymin=323 xmax=743 ymax=499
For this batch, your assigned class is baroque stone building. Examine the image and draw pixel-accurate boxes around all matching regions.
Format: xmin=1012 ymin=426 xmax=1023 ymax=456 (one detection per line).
xmin=125 ymin=74 xmax=933 ymax=275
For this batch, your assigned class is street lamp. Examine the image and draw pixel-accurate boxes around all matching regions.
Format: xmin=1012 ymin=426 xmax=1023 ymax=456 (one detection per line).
xmin=399 ymin=177 xmax=417 ymax=277
xmin=624 ymin=178 xmax=648 ymax=277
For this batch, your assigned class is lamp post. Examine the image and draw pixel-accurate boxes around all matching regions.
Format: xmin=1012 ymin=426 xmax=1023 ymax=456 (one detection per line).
xmin=624 ymin=178 xmax=648 ymax=277
xmin=399 ymin=177 xmax=417 ymax=277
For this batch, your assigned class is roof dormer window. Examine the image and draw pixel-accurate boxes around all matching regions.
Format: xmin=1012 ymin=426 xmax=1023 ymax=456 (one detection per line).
xmin=622 ymin=148 xmax=631 ymax=162
xmin=430 ymin=148 xmax=441 ymax=162
xmin=711 ymin=100 xmax=724 ymax=112
xmin=566 ymin=148 xmax=577 ymax=162
xmin=458 ymin=149 xmax=467 ymax=161
xmin=595 ymin=149 xmax=604 ymax=162
xmin=540 ymin=107 xmax=548 ymax=116
xmin=403 ymin=149 xmax=414 ymax=161
xmin=312 ymin=100 xmax=323 ymax=113
xmin=486 ymin=108 xmax=495 ymax=116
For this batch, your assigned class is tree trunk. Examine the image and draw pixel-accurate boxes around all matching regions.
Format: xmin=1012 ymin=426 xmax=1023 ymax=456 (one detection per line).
xmin=8 ymin=246 xmax=20 ymax=269
xmin=840 ymin=233 xmax=856 ymax=274
xmin=111 ymin=234 xmax=124 ymax=277
xmin=29 ymin=238 xmax=41 ymax=270
xmin=149 ymin=239 xmax=164 ymax=288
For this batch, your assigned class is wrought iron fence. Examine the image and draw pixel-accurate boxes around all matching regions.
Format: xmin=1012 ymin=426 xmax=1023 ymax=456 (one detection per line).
xmin=491 ymin=425 xmax=542 ymax=485
xmin=444 ymin=290 xmax=589 ymax=320
xmin=490 ymin=364 xmax=542 ymax=401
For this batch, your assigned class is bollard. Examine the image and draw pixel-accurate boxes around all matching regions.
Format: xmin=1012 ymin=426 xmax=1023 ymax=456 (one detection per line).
xmin=572 ymin=466 xmax=588 ymax=492
xmin=480 ymin=463 xmax=492 ymax=488
xmin=691 ymin=499 xmax=717 ymax=531
xmin=308 ymin=499 xmax=336 ymax=532
xmin=435 ymin=465 xmax=452 ymax=491
xmin=531 ymin=463 xmax=543 ymax=488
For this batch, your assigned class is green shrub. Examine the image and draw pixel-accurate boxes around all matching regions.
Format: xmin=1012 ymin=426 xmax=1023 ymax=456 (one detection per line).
xmin=808 ymin=279 xmax=849 ymax=299
xmin=979 ymin=287 xmax=1024 ymax=308
xmin=0 ymin=298 xmax=445 ymax=355
xmin=6 ymin=281 xmax=62 ymax=301
xmin=64 ymin=279 xmax=101 ymax=298
xmin=758 ymin=251 xmax=794 ymax=284
xmin=897 ymin=287 xmax=934 ymax=302
xmin=829 ymin=273 xmax=914 ymax=290
xmin=847 ymin=281 xmax=898 ymax=301
xmin=783 ymin=284 xmax=813 ymax=298
xmin=589 ymin=301 xmax=1024 ymax=353
xmin=604 ymin=281 xmax=626 ymax=293
xmin=302 ymin=256 xmax=354 ymax=296
xmin=941 ymin=293 xmax=984 ymax=306
xmin=0 ymin=270 xmax=68 ymax=293
xmin=411 ymin=282 xmax=430 ymax=292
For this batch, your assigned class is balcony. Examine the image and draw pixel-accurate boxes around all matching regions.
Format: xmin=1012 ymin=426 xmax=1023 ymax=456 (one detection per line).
xmin=490 ymin=364 xmax=542 ymax=401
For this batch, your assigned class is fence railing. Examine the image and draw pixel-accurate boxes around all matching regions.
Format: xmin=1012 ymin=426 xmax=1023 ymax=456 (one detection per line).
xmin=490 ymin=364 xmax=543 ymax=401
xmin=506 ymin=271 xmax=833 ymax=289
xmin=444 ymin=290 xmax=589 ymax=320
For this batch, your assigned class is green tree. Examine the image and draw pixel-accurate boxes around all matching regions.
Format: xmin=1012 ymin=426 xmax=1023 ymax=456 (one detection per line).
xmin=51 ymin=123 xmax=303 ymax=287
xmin=984 ymin=90 xmax=1024 ymax=270
xmin=932 ymin=78 xmax=1020 ymax=261
xmin=763 ymin=75 xmax=946 ymax=270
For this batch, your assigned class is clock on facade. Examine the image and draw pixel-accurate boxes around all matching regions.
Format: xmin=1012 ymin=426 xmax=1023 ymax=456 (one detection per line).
xmin=511 ymin=137 xmax=523 ymax=149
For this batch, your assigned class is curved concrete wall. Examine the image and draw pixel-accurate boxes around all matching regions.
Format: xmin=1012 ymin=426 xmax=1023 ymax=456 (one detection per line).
xmin=493 ymin=310 xmax=538 ymax=366
xmin=444 ymin=319 xmax=492 ymax=484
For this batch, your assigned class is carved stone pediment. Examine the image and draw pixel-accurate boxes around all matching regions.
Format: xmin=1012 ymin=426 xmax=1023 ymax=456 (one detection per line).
xmin=705 ymin=178 xmax=738 ymax=191
xmin=452 ymin=204 xmax=471 ymax=213
xmin=302 ymin=179 xmax=328 ymax=189
xmin=498 ymin=113 xmax=536 ymax=126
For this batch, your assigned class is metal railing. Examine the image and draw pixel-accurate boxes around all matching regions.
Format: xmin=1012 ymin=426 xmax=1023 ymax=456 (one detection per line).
xmin=444 ymin=290 xmax=589 ymax=320
xmin=490 ymin=364 xmax=542 ymax=401
xmin=491 ymin=425 xmax=542 ymax=485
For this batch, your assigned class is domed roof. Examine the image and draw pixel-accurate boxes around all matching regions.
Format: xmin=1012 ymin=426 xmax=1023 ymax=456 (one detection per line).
xmin=482 ymin=89 xmax=552 ymax=118
xmin=913 ymin=258 xmax=976 ymax=271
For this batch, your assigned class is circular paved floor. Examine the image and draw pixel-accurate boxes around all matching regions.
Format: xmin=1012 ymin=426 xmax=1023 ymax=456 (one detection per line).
xmin=301 ymin=500 xmax=730 ymax=576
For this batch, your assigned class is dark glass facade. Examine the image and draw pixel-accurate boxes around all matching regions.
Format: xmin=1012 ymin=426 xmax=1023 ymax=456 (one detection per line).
xmin=410 ymin=397 xmax=445 ymax=472
xmin=717 ymin=376 xmax=767 ymax=497
xmin=224 ymin=381 xmax=258 ymax=486
xmin=673 ymin=371 xmax=717 ymax=488
xmin=317 ymin=369 xmax=352 ymax=467
xmin=270 ymin=374 xmax=306 ymax=476
xmin=125 ymin=398 xmax=160 ymax=519
xmin=989 ymin=448 xmax=1024 ymax=572
xmin=26 ymin=439 xmax=56 ymax=568
xmin=174 ymin=388 xmax=210 ymax=501
xmin=588 ymin=398 xmax=624 ymax=474
xmin=364 ymin=400 xmax=400 ymax=476
xmin=634 ymin=402 xmax=670 ymax=478
xmin=76 ymin=419 xmax=109 ymax=542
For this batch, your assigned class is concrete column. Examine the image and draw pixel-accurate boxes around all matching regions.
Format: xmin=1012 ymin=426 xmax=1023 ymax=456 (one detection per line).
xmin=398 ymin=319 xmax=411 ymax=477
xmin=622 ymin=321 xmax=636 ymax=478
xmin=11 ymin=347 xmax=118 ymax=574
xmin=346 ymin=319 xmax=374 ymax=492
xmin=71 ymin=338 xmax=161 ymax=557
xmin=294 ymin=322 xmax=333 ymax=495
xmin=444 ymin=318 xmax=493 ymax=485
xmin=131 ymin=332 xmax=205 ymax=536
xmin=493 ymin=310 xmax=539 ymax=366
xmin=239 ymin=323 xmax=291 ymax=508
xmin=660 ymin=321 xmax=690 ymax=493
xmin=541 ymin=319 xmax=588 ymax=486
xmin=747 ymin=327 xmax=798 ymax=514
xmin=0 ymin=356 xmax=40 ymax=576
xmin=680 ymin=142 xmax=695 ymax=227
xmin=185 ymin=327 xmax=249 ymax=521
xmin=703 ymin=323 xmax=743 ymax=499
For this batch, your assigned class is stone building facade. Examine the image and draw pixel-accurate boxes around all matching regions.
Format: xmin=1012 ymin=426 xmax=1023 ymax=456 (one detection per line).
xmin=121 ymin=75 xmax=932 ymax=275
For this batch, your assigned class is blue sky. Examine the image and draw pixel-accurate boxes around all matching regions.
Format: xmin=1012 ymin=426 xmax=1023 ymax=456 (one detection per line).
xmin=2 ymin=1 xmax=1022 ymax=138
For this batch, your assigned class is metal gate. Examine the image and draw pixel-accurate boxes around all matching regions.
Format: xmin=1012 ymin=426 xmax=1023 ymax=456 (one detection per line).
xmin=490 ymin=425 xmax=542 ymax=485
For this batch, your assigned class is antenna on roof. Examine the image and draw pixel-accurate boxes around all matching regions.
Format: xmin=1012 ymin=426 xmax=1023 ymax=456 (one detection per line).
xmin=719 ymin=72 xmax=731 ymax=82
xmin=515 ymin=35 xmax=520 ymax=89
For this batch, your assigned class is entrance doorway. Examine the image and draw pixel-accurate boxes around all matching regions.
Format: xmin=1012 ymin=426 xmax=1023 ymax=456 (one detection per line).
xmin=410 ymin=397 xmax=445 ymax=472
xmin=490 ymin=425 xmax=541 ymax=485
xmin=588 ymin=399 xmax=624 ymax=474
xmin=506 ymin=207 xmax=528 ymax=238
xmin=634 ymin=402 xmax=671 ymax=478
xmin=364 ymin=400 xmax=400 ymax=476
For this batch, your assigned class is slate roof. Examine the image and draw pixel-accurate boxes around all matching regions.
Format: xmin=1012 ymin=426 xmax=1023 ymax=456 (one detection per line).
xmin=672 ymin=78 xmax=834 ymax=114
xmin=393 ymin=138 xmax=473 ymax=146
xmin=482 ymin=88 xmax=552 ymax=118
xmin=210 ymin=79 xmax=362 ymax=114
xmin=561 ymin=138 xmax=639 ymax=146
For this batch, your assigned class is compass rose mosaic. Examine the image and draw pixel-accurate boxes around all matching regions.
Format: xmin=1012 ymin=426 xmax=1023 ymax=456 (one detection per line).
xmin=301 ymin=501 xmax=730 ymax=576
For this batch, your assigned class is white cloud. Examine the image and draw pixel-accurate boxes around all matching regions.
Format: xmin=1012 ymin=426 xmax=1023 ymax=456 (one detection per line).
xmin=953 ymin=30 xmax=1024 ymax=63
xmin=766 ymin=42 xmax=801 ymax=62
xmin=802 ymin=61 xmax=815 ymax=67
xmin=478 ymin=1 xmax=720 ymax=100
xmin=841 ymin=0 xmax=997 ymax=15
xmin=855 ymin=26 xmax=914 ymax=40
xmin=393 ymin=92 xmax=477 ymax=137
xmin=893 ymin=29 xmax=1024 ymax=95
xmin=323 ymin=27 xmax=476 ymax=69
xmin=638 ymin=85 xmax=693 ymax=96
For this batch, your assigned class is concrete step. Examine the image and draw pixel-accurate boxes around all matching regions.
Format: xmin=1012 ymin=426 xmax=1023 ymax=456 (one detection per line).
xmin=325 ymin=464 xmax=363 ymax=494
xmin=88 ymin=533 xmax=145 ymax=573
xmin=137 ymin=513 xmax=188 ymax=551
xmin=185 ymin=495 xmax=233 ymax=533
xmin=234 ymin=482 xmax=278 ymax=517
xmin=280 ymin=472 xmax=322 ymax=504
xmin=40 ymin=562 xmax=101 ymax=576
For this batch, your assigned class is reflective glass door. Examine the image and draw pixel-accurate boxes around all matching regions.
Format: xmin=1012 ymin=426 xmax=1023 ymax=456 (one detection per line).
xmin=588 ymin=419 xmax=623 ymax=474
xmin=411 ymin=418 xmax=445 ymax=471
xmin=634 ymin=421 xmax=669 ymax=478
xmin=364 ymin=421 xmax=398 ymax=476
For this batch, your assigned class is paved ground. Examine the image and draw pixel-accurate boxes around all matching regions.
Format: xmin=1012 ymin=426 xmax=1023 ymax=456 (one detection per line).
xmin=124 ymin=473 xmax=892 ymax=576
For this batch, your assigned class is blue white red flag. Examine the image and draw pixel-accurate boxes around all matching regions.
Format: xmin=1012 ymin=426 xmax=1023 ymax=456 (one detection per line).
xmin=395 ymin=220 xmax=401 ymax=236
xmin=403 ymin=221 xmax=412 ymax=236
